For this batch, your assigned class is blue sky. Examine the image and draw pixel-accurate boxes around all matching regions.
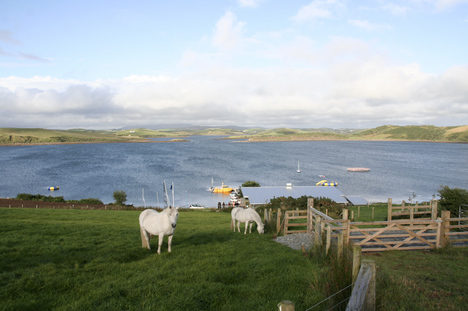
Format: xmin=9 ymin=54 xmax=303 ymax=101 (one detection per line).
xmin=1 ymin=0 xmax=467 ymax=129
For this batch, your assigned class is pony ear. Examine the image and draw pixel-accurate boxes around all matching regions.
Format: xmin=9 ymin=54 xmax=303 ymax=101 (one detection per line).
xmin=176 ymin=206 xmax=179 ymax=210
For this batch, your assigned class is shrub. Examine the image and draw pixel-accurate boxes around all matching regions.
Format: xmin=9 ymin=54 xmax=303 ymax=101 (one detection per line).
xmin=113 ymin=190 xmax=127 ymax=206
xmin=242 ymin=180 xmax=260 ymax=187
xmin=68 ymin=198 xmax=104 ymax=205
xmin=438 ymin=185 xmax=468 ymax=216
xmin=16 ymin=193 xmax=66 ymax=203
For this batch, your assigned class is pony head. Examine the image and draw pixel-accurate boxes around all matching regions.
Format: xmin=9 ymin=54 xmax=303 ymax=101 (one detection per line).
xmin=257 ymin=223 xmax=264 ymax=234
xmin=169 ymin=206 xmax=179 ymax=228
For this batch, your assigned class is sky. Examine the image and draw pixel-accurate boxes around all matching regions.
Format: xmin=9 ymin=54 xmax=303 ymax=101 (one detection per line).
xmin=1 ymin=0 xmax=467 ymax=130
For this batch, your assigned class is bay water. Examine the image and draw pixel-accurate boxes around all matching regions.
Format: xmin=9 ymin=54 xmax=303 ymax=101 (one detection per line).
xmin=1 ymin=136 xmax=467 ymax=208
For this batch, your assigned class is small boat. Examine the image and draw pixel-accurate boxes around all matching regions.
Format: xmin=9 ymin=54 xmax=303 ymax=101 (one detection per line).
xmin=316 ymin=180 xmax=338 ymax=186
xmin=297 ymin=161 xmax=301 ymax=173
xmin=48 ymin=186 xmax=59 ymax=191
xmin=347 ymin=167 xmax=370 ymax=172
xmin=210 ymin=182 xmax=233 ymax=193
xmin=189 ymin=204 xmax=205 ymax=209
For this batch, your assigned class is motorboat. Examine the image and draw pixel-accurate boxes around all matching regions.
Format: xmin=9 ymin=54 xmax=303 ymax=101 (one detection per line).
xmin=48 ymin=186 xmax=59 ymax=191
xmin=189 ymin=204 xmax=205 ymax=209
xmin=210 ymin=182 xmax=233 ymax=193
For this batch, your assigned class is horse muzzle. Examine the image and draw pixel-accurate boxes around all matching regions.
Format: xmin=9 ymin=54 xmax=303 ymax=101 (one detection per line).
xmin=172 ymin=224 xmax=177 ymax=228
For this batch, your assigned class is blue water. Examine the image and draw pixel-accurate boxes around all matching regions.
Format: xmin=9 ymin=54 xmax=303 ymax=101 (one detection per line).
xmin=1 ymin=136 xmax=467 ymax=207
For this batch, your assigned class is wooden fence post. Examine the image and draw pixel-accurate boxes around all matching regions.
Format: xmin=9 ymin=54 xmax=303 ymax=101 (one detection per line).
xmin=346 ymin=259 xmax=376 ymax=311
xmin=440 ymin=210 xmax=451 ymax=247
xmin=387 ymin=198 xmax=392 ymax=221
xmin=352 ymin=246 xmax=362 ymax=285
xmin=315 ymin=215 xmax=322 ymax=245
xmin=326 ymin=226 xmax=332 ymax=255
xmin=278 ymin=300 xmax=295 ymax=311
xmin=308 ymin=198 xmax=314 ymax=234
xmin=342 ymin=209 xmax=349 ymax=245
xmin=431 ymin=200 xmax=438 ymax=220
xmin=277 ymin=209 xmax=282 ymax=234
xmin=363 ymin=259 xmax=376 ymax=311
xmin=337 ymin=232 xmax=343 ymax=262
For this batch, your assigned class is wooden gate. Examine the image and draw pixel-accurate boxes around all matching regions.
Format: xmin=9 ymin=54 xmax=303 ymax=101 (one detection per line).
xmin=347 ymin=219 xmax=441 ymax=252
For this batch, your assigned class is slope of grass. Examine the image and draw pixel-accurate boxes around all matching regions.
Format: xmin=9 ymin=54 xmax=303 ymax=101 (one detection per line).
xmin=0 ymin=128 xmax=145 ymax=144
xmin=0 ymin=208 xmax=324 ymax=310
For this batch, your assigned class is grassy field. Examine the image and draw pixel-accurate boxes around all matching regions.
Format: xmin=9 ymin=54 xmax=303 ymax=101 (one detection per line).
xmin=0 ymin=208 xmax=324 ymax=311
xmin=344 ymin=203 xmax=468 ymax=310
xmin=2 ymin=206 xmax=468 ymax=310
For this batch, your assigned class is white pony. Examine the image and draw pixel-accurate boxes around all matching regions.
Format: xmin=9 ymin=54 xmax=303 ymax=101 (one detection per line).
xmin=139 ymin=207 xmax=179 ymax=254
xmin=231 ymin=207 xmax=264 ymax=234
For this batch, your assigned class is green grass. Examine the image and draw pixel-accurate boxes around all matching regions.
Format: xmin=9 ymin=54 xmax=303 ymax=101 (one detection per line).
xmin=0 ymin=208 xmax=324 ymax=310
xmin=345 ymin=203 xmax=468 ymax=310
xmin=369 ymin=247 xmax=468 ymax=310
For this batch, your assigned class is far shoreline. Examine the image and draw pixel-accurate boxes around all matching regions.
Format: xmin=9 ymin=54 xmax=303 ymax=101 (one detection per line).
xmin=0 ymin=138 xmax=190 ymax=147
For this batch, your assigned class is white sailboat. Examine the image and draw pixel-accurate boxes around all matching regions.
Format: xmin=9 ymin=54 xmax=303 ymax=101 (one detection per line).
xmin=297 ymin=161 xmax=301 ymax=173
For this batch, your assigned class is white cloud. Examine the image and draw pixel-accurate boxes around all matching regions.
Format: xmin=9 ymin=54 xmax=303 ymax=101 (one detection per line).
xmin=382 ymin=3 xmax=411 ymax=16
xmin=212 ymin=12 xmax=246 ymax=51
xmin=348 ymin=19 xmax=392 ymax=31
xmin=293 ymin=0 xmax=343 ymax=23
xmin=1 ymin=59 xmax=467 ymax=129
xmin=434 ymin=0 xmax=468 ymax=10
xmin=237 ymin=0 xmax=265 ymax=8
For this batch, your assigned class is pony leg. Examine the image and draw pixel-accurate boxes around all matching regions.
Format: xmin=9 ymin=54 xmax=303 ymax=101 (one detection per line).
xmin=249 ymin=222 xmax=253 ymax=233
xmin=168 ymin=235 xmax=173 ymax=253
xmin=237 ymin=221 xmax=241 ymax=233
xmin=244 ymin=221 xmax=248 ymax=234
xmin=140 ymin=228 xmax=151 ymax=250
xmin=157 ymin=234 xmax=164 ymax=254
xmin=231 ymin=218 xmax=235 ymax=231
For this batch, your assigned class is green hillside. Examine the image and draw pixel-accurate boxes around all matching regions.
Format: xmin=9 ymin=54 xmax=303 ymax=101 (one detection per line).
xmin=1 ymin=125 xmax=467 ymax=145
xmin=0 ymin=128 xmax=146 ymax=144
xmin=349 ymin=125 xmax=468 ymax=142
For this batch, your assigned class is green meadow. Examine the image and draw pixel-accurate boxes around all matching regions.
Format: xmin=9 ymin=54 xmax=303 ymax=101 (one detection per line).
xmin=2 ymin=206 xmax=468 ymax=310
xmin=0 ymin=208 xmax=323 ymax=310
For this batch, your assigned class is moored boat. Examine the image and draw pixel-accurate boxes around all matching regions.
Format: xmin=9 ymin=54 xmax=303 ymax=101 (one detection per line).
xmin=347 ymin=167 xmax=370 ymax=172
xmin=210 ymin=182 xmax=233 ymax=193
xmin=48 ymin=186 xmax=59 ymax=191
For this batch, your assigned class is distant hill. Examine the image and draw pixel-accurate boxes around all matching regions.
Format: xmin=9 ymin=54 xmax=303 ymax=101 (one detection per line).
xmin=348 ymin=125 xmax=468 ymax=142
xmin=1 ymin=125 xmax=467 ymax=145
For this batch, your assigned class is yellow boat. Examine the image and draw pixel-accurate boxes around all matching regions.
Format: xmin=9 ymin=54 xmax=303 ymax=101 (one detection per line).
xmin=211 ymin=182 xmax=233 ymax=193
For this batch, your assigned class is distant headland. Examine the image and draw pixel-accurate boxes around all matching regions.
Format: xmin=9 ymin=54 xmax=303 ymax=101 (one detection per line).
xmin=1 ymin=125 xmax=467 ymax=146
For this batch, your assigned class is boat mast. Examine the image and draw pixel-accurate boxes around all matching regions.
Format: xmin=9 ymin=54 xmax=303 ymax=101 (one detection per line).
xmin=172 ymin=182 xmax=175 ymax=207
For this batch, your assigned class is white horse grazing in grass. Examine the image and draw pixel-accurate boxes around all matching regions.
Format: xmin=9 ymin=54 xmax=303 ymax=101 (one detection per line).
xmin=231 ymin=207 xmax=264 ymax=234
xmin=139 ymin=207 xmax=179 ymax=254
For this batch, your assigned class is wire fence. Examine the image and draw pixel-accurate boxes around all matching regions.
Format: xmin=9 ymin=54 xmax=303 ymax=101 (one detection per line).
xmin=304 ymin=282 xmax=354 ymax=311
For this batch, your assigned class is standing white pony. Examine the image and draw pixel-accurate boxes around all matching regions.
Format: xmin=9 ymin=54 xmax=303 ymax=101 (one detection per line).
xmin=139 ymin=207 xmax=179 ymax=254
xmin=231 ymin=207 xmax=264 ymax=234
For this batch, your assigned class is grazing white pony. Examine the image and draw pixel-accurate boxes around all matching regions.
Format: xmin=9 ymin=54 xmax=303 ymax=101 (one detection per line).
xmin=231 ymin=207 xmax=264 ymax=234
xmin=139 ymin=207 xmax=179 ymax=254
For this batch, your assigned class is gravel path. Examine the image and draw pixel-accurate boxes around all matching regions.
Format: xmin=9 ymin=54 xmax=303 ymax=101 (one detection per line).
xmin=274 ymin=233 xmax=315 ymax=251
